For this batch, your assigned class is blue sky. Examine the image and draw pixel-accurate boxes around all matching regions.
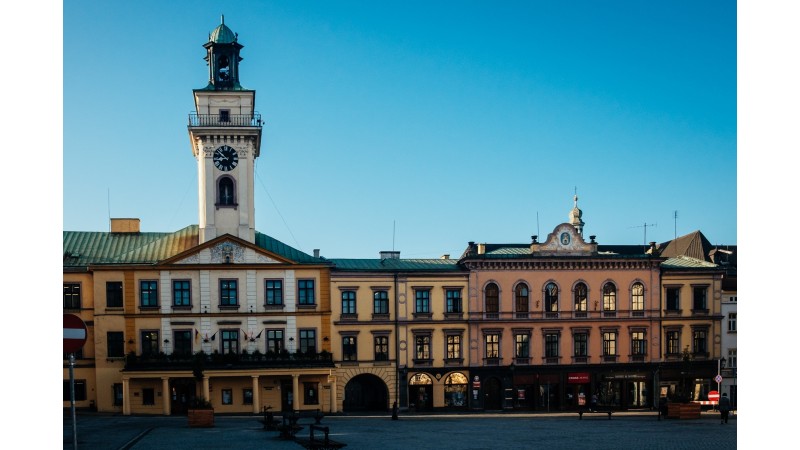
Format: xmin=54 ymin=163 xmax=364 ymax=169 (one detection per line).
xmin=62 ymin=0 xmax=736 ymax=259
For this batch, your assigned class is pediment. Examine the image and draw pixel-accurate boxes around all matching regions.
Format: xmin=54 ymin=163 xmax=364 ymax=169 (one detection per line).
xmin=531 ymin=224 xmax=597 ymax=256
xmin=162 ymin=235 xmax=293 ymax=265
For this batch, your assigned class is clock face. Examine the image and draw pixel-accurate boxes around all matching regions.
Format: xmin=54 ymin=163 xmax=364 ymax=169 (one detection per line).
xmin=213 ymin=145 xmax=238 ymax=171
xmin=560 ymin=232 xmax=571 ymax=246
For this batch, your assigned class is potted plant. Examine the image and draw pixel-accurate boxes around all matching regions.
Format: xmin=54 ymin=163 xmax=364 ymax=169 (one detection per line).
xmin=187 ymin=396 xmax=214 ymax=427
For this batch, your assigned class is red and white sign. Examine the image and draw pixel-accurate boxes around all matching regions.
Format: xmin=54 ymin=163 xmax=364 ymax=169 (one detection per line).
xmin=708 ymin=391 xmax=720 ymax=402
xmin=568 ymin=372 xmax=590 ymax=384
xmin=63 ymin=314 xmax=88 ymax=353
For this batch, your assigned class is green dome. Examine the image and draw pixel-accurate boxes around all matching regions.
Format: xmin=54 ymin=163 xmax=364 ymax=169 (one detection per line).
xmin=209 ymin=15 xmax=236 ymax=44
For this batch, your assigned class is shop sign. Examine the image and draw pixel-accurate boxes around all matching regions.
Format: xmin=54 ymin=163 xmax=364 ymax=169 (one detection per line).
xmin=567 ymin=372 xmax=590 ymax=384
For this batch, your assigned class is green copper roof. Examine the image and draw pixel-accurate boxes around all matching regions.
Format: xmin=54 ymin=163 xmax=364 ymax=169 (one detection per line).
xmin=209 ymin=16 xmax=236 ymax=44
xmin=329 ymin=258 xmax=464 ymax=272
xmin=63 ymin=225 xmax=325 ymax=268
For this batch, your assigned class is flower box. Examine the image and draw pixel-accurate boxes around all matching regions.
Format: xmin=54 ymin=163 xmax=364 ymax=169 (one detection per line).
xmin=188 ymin=408 xmax=214 ymax=427
xmin=667 ymin=402 xmax=701 ymax=419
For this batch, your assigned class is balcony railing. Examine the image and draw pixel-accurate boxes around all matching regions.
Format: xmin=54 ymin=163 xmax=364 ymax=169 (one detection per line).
xmin=125 ymin=349 xmax=333 ymax=371
xmin=188 ymin=113 xmax=263 ymax=128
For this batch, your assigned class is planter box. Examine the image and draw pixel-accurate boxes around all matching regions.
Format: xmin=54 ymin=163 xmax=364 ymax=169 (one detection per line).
xmin=188 ymin=409 xmax=214 ymax=427
xmin=667 ymin=403 xmax=701 ymax=419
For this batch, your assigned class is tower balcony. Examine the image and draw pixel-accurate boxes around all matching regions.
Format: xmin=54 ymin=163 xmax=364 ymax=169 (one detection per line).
xmin=188 ymin=112 xmax=263 ymax=128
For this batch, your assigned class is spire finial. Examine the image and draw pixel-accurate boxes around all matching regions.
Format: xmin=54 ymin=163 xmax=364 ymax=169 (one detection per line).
xmin=221 ymin=14 xmax=225 ymax=25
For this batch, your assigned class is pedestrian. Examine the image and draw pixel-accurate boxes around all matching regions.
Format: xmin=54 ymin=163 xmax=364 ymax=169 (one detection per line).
xmin=718 ymin=393 xmax=731 ymax=424
xmin=590 ymin=394 xmax=598 ymax=412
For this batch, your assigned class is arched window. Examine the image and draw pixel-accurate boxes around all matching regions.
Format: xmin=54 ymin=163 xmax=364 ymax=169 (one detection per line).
xmin=545 ymin=282 xmax=558 ymax=312
xmin=603 ymin=283 xmax=616 ymax=311
xmin=485 ymin=283 xmax=499 ymax=318
xmin=631 ymin=282 xmax=644 ymax=312
xmin=444 ymin=373 xmax=468 ymax=407
xmin=218 ymin=177 xmax=235 ymax=206
xmin=574 ymin=282 xmax=588 ymax=312
xmin=515 ymin=283 xmax=529 ymax=316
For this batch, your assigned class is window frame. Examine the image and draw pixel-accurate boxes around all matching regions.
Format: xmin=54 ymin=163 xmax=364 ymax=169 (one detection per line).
xmin=221 ymin=329 xmax=240 ymax=354
xmin=141 ymin=330 xmax=159 ymax=357
xmin=342 ymin=335 xmax=357 ymax=361
xmin=299 ymin=329 xmax=317 ymax=354
xmin=631 ymin=330 xmax=647 ymax=356
xmin=602 ymin=283 xmax=617 ymax=311
xmin=298 ymin=279 xmax=316 ymax=306
xmin=631 ymin=282 xmax=645 ymax=311
xmin=374 ymin=335 xmax=389 ymax=361
xmin=573 ymin=282 xmax=588 ymax=312
xmin=107 ymin=331 xmax=125 ymax=358
xmin=64 ymin=282 xmax=82 ymax=309
xmin=544 ymin=282 xmax=559 ymax=312
xmin=415 ymin=289 xmax=431 ymax=314
xmin=172 ymin=279 xmax=191 ymax=307
xmin=485 ymin=283 xmax=500 ymax=317
xmin=219 ymin=279 xmax=239 ymax=307
xmin=515 ymin=283 xmax=529 ymax=314
xmin=446 ymin=288 xmax=463 ymax=314
xmin=173 ymin=330 xmax=192 ymax=357
xmin=139 ymin=280 xmax=159 ymax=308
xmin=602 ymin=331 xmax=617 ymax=356
xmin=373 ymin=290 xmax=389 ymax=315
xmin=692 ymin=286 xmax=708 ymax=311
xmin=514 ymin=332 xmax=530 ymax=359
xmin=665 ymin=287 xmax=681 ymax=311
xmin=573 ymin=332 xmax=588 ymax=357
xmin=106 ymin=281 xmax=123 ymax=308
xmin=265 ymin=279 xmax=284 ymax=306
xmin=266 ymin=329 xmax=284 ymax=353
xmin=341 ymin=290 xmax=357 ymax=315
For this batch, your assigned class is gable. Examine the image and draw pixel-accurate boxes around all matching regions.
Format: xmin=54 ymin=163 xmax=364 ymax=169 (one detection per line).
xmin=531 ymin=223 xmax=597 ymax=256
xmin=172 ymin=239 xmax=285 ymax=264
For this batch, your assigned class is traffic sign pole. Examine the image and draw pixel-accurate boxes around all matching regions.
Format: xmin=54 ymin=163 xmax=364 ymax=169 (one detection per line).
xmin=70 ymin=352 xmax=77 ymax=450
xmin=715 ymin=359 xmax=721 ymax=412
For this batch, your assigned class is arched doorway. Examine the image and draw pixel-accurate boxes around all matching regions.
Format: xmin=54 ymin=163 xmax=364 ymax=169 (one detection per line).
xmin=409 ymin=373 xmax=433 ymax=412
xmin=444 ymin=372 xmax=468 ymax=408
xmin=343 ymin=374 xmax=389 ymax=412
xmin=484 ymin=377 xmax=503 ymax=410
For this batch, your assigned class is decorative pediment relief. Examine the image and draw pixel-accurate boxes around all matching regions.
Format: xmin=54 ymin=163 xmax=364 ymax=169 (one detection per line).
xmin=172 ymin=240 xmax=282 ymax=264
xmin=531 ymin=224 xmax=597 ymax=256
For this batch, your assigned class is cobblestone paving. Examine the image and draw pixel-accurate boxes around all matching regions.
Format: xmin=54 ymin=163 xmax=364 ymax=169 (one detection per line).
xmin=63 ymin=411 xmax=737 ymax=450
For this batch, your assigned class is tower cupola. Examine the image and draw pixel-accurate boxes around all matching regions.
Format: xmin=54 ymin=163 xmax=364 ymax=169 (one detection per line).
xmin=202 ymin=15 xmax=244 ymax=90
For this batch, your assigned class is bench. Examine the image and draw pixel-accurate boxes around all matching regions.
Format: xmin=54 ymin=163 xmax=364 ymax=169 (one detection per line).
xmin=294 ymin=424 xmax=347 ymax=450
xmin=258 ymin=406 xmax=281 ymax=431
xmin=578 ymin=409 xmax=613 ymax=420
xmin=277 ymin=412 xmax=304 ymax=439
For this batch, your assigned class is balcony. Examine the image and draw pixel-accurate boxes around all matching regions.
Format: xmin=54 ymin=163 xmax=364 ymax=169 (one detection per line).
xmin=124 ymin=349 xmax=334 ymax=371
xmin=188 ymin=113 xmax=263 ymax=128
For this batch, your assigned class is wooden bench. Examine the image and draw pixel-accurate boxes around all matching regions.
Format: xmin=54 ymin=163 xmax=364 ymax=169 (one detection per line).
xmin=578 ymin=409 xmax=613 ymax=420
xmin=277 ymin=412 xmax=304 ymax=439
xmin=294 ymin=424 xmax=347 ymax=450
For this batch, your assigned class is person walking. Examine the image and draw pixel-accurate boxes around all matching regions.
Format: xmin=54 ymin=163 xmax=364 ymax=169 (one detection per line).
xmin=718 ymin=393 xmax=732 ymax=424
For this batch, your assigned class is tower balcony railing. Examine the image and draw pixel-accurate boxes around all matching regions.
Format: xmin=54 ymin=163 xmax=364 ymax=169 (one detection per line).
xmin=188 ymin=112 xmax=263 ymax=128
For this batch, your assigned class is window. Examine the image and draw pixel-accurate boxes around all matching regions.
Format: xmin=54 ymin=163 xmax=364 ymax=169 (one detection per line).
xmin=727 ymin=348 xmax=737 ymax=368
xmin=172 ymin=280 xmax=191 ymax=307
xmin=113 ymin=384 xmax=123 ymax=406
xmin=142 ymin=388 xmax=155 ymax=405
xmin=485 ymin=333 xmax=500 ymax=359
xmin=446 ymin=289 xmax=462 ymax=313
xmin=342 ymin=336 xmax=357 ymax=361
xmin=220 ymin=279 xmax=238 ymax=306
xmin=728 ymin=313 xmax=737 ymax=332
xmin=373 ymin=290 xmax=389 ymax=314
xmin=342 ymin=291 xmax=356 ymax=315
xmin=243 ymin=388 xmax=253 ymax=405
xmin=265 ymin=279 xmax=284 ymax=306
xmin=603 ymin=283 xmax=616 ymax=311
xmin=545 ymin=333 xmax=560 ymax=358
xmin=574 ymin=283 xmax=587 ymax=312
xmin=485 ymin=283 xmax=499 ymax=317
xmin=602 ymin=332 xmax=617 ymax=356
xmin=631 ymin=331 xmax=647 ymax=355
xmin=63 ymin=379 xmax=87 ymax=401
xmin=692 ymin=329 xmax=708 ymax=355
xmin=107 ymin=281 xmax=123 ymax=308
xmin=415 ymin=334 xmax=431 ymax=360
xmin=304 ymin=383 xmax=319 ymax=405
xmin=545 ymin=282 xmax=559 ymax=312
xmin=447 ymin=334 xmax=462 ymax=360
xmin=666 ymin=287 xmax=680 ymax=311
xmin=515 ymin=333 xmax=530 ymax=358
xmin=218 ymin=177 xmax=235 ymax=206
xmin=266 ymin=329 xmax=284 ymax=353
xmin=64 ymin=283 xmax=81 ymax=309
xmin=141 ymin=330 xmax=159 ymax=357
xmin=573 ymin=332 xmax=588 ymax=357
xmin=666 ymin=330 xmax=680 ymax=355
xmin=631 ymin=283 xmax=644 ymax=311
xmin=298 ymin=280 xmax=316 ymax=305
xmin=693 ymin=286 xmax=708 ymax=311
xmin=299 ymin=329 xmax=316 ymax=354
xmin=415 ymin=289 xmax=431 ymax=314
xmin=515 ymin=284 xmax=529 ymax=314
xmin=374 ymin=335 xmax=389 ymax=361
xmin=107 ymin=331 xmax=125 ymax=358
xmin=221 ymin=329 xmax=239 ymax=354
xmin=140 ymin=280 xmax=158 ymax=307
xmin=222 ymin=389 xmax=233 ymax=405
xmin=173 ymin=330 xmax=192 ymax=357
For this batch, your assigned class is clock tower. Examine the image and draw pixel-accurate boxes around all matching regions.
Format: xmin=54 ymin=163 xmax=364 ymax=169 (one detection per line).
xmin=188 ymin=16 xmax=262 ymax=244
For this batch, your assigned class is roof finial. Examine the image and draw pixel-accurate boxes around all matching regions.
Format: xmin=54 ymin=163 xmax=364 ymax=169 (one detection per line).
xmin=574 ymin=186 xmax=579 ymax=207
xmin=221 ymin=14 xmax=225 ymax=25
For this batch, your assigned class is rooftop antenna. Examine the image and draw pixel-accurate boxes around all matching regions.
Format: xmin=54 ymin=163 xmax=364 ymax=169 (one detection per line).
xmin=107 ymin=188 xmax=111 ymax=231
xmin=673 ymin=210 xmax=678 ymax=240
xmin=536 ymin=211 xmax=540 ymax=238
xmin=630 ymin=222 xmax=657 ymax=246
xmin=392 ymin=220 xmax=396 ymax=252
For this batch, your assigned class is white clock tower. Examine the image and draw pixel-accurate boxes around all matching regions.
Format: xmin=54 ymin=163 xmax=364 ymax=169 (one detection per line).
xmin=188 ymin=16 xmax=262 ymax=244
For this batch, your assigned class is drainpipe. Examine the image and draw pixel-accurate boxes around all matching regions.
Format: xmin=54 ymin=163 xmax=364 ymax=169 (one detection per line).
xmin=394 ymin=271 xmax=400 ymax=408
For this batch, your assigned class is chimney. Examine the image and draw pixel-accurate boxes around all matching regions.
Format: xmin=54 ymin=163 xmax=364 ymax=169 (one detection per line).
xmin=477 ymin=243 xmax=486 ymax=255
xmin=110 ymin=218 xmax=140 ymax=233
xmin=313 ymin=249 xmax=320 ymax=258
xmin=380 ymin=251 xmax=400 ymax=260
xmin=440 ymin=254 xmax=450 ymax=260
